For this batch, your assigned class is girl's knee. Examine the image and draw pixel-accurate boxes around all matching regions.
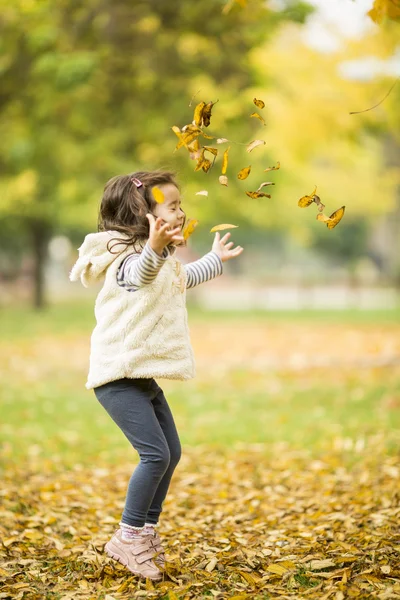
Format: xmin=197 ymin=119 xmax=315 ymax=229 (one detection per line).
xmin=169 ymin=443 xmax=182 ymax=467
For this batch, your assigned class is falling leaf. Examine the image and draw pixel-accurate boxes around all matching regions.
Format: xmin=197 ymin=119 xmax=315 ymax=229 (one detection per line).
xmin=188 ymin=139 xmax=202 ymax=160
xmin=316 ymin=206 xmax=345 ymax=229
xmin=193 ymin=101 xmax=206 ymax=126
xmin=204 ymin=146 xmax=218 ymax=157
xmin=219 ymin=175 xmax=228 ymax=186
xmin=195 ymin=190 xmax=209 ymax=196
xmin=246 ymin=139 xmax=266 ymax=153
xmin=256 ymin=182 xmax=275 ymax=192
xmin=246 ymin=191 xmax=271 ymax=199
xmin=298 ymin=186 xmax=317 ymax=208
xmin=151 ymin=186 xmax=165 ymax=204
xmin=202 ymin=100 xmax=218 ymax=127
xmin=238 ymin=166 xmax=251 ymax=180
xmin=210 ymin=224 xmax=238 ymax=232
xmin=194 ymin=149 xmax=213 ymax=173
xmin=182 ymin=218 xmax=199 ymax=240
xmin=253 ymin=98 xmax=265 ymax=109
xmin=173 ymin=125 xmax=202 ymax=151
xmin=217 ymin=138 xmax=230 ymax=144
xmin=264 ymin=161 xmax=280 ymax=172
xmin=250 ymin=112 xmax=266 ymax=126
xmin=222 ymin=147 xmax=230 ymax=175
xmin=202 ymin=132 xmax=215 ymax=140
xmin=313 ymin=194 xmax=326 ymax=212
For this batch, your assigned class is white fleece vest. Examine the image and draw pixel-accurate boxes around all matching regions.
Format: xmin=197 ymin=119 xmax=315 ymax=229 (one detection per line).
xmin=69 ymin=231 xmax=195 ymax=389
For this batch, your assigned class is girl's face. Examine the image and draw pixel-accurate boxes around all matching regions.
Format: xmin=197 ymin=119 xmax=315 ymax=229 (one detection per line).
xmin=152 ymin=183 xmax=185 ymax=232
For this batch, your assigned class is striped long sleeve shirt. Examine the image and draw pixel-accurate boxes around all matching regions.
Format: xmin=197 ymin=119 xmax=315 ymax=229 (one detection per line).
xmin=116 ymin=241 xmax=223 ymax=291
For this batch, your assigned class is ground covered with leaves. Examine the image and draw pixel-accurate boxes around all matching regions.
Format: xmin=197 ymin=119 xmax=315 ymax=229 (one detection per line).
xmin=1 ymin=308 xmax=399 ymax=599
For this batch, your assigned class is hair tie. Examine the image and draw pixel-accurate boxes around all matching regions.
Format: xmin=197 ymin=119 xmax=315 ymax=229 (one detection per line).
xmin=131 ymin=177 xmax=143 ymax=188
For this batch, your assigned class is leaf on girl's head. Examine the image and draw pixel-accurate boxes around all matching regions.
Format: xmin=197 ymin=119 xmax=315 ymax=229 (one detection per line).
xmin=210 ymin=224 xmax=239 ymax=232
xmin=219 ymin=175 xmax=228 ymax=186
xmin=246 ymin=139 xmax=266 ymax=153
xmin=193 ymin=101 xmax=206 ymax=126
xmin=256 ymin=182 xmax=275 ymax=192
xmin=250 ymin=112 xmax=266 ymax=126
xmin=183 ymin=218 xmax=199 ymax=240
xmin=195 ymin=190 xmax=209 ymax=196
xmin=298 ymin=186 xmax=317 ymax=208
xmin=264 ymin=161 xmax=280 ymax=172
xmin=317 ymin=206 xmax=345 ymax=229
xmin=202 ymin=100 xmax=218 ymax=127
xmin=238 ymin=166 xmax=251 ymax=180
xmin=222 ymin=147 xmax=230 ymax=175
xmin=253 ymin=98 xmax=265 ymax=109
xmin=217 ymin=138 xmax=230 ymax=144
xmin=152 ymin=186 xmax=165 ymax=204
xmin=246 ymin=191 xmax=271 ymax=199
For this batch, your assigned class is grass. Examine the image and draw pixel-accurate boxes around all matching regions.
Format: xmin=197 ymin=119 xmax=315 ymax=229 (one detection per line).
xmin=1 ymin=301 xmax=399 ymax=471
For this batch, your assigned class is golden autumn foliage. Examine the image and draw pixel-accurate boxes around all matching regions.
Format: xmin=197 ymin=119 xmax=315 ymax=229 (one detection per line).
xmin=317 ymin=206 xmax=346 ymax=229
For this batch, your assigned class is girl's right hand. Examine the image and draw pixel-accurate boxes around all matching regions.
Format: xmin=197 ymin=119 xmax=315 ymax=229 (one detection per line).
xmin=146 ymin=213 xmax=184 ymax=256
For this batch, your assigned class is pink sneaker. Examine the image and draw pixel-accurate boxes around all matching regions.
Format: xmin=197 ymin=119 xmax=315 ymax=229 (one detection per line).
xmin=145 ymin=529 xmax=166 ymax=568
xmin=105 ymin=529 xmax=162 ymax=581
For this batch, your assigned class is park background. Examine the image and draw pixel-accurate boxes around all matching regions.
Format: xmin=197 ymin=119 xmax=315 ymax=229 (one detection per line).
xmin=1 ymin=1 xmax=399 ymax=599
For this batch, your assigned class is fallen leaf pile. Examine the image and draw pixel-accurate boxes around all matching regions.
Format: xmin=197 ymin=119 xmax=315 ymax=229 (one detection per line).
xmin=1 ymin=447 xmax=399 ymax=599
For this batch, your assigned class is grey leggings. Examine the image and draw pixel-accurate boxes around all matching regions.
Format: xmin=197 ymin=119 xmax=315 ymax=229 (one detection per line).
xmin=94 ymin=378 xmax=182 ymax=527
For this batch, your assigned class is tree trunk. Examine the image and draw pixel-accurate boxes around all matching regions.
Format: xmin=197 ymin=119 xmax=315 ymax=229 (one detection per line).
xmin=29 ymin=219 xmax=52 ymax=310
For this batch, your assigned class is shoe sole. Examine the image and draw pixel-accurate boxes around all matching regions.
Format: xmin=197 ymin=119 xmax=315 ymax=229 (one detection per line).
xmin=105 ymin=542 xmax=163 ymax=581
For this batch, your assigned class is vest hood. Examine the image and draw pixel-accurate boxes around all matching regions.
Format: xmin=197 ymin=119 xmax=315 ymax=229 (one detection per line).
xmin=69 ymin=231 xmax=132 ymax=287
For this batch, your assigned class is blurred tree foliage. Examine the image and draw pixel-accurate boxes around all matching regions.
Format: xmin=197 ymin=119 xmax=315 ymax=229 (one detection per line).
xmin=0 ymin=0 xmax=312 ymax=307
xmin=0 ymin=0 xmax=399 ymax=307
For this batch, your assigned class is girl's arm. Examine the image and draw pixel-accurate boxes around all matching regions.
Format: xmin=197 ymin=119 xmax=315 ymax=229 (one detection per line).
xmin=185 ymin=231 xmax=243 ymax=289
xmin=117 ymin=242 xmax=169 ymax=291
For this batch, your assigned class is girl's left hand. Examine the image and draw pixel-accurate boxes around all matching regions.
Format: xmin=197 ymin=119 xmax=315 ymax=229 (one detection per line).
xmin=211 ymin=232 xmax=243 ymax=263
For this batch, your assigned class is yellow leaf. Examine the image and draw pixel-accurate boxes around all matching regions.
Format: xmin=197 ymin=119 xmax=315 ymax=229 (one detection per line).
xmin=210 ymin=224 xmax=238 ymax=232
xmin=168 ymin=592 xmax=180 ymax=600
xmin=246 ymin=191 xmax=271 ymax=199
xmin=202 ymin=100 xmax=218 ymax=127
xmin=264 ymin=161 xmax=280 ymax=172
xmin=193 ymin=101 xmax=206 ymax=126
xmin=219 ymin=175 xmax=228 ymax=186
xmin=151 ymin=186 xmax=165 ymax=204
xmin=238 ymin=166 xmax=251 ymax=180
xmin=222 ymin=147 xmax=230 ymax=174
xmin=267 ymin=563 xmax=288 ymax=576
xmin=368 ymin=0 xmax=400 ymax=23
xmin=182 ymin=218 xmax=199 ymax=240
xmin=250 ymin=112 xmax=266 ymax=126
xmin=195 ymin=190 xmax=209 ymax=196
xmin=316 ymin=206 xmax=345 ymax=229
xmin=205 ymin=557 xmax=218 ymax=572
xmin=202 ymin=132 xmax=215 ymax=140
xmin=246 ymin=139 xmax=266 ymax=153
xmin=204 ymin=146 xmax=218 ymax=157
xmin=298 ymin=186 xmax=317 ymax=208
xmin=253 ymin=97 xmax=265 ymax=109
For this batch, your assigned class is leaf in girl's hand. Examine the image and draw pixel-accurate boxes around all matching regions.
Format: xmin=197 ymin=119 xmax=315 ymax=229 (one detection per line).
xmin=253 ymin=98 xmax=265 ymax=109
xmin=246 ymin=191 xmax=271 ymax=199
xmin=222 ymin=147 xmax=230 ymax=175
xmin=250 ymin=112 xmax=266 ymax=126
xmin=152 ymin=186 xmax=165 ymax=204
xmin=256 ymin=182 xmax=275 ymax=192
xmin=316 ymin=206 xmax=345 ymax=229
xmin=195 ymin=190 xmax=209 ymax=196
xmin=238 ymin=166 xmax=251 ymax=180
xmin=246 ymin=139 xmax=266 ymax=153
xmin=219 ymin=175 xmax=228 ymax=186
xmin=264 ymin=161 xmax=280 ymax=172
xmin=183 ymin=218 xmax=199 ymax=240
xmin=210 ymin=224 xmax=239 ymax=232
xmin=193 ymin=101 xmax=206 ymax=126
xmin=298 ymin=186 xmax=317 ymax=208
xmin=217 ymin=138 xmax=230 ymax=144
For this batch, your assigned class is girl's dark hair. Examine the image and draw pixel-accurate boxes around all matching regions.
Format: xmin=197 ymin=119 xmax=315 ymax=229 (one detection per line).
xmin=98 ymin=170 xmax=184 ymax=253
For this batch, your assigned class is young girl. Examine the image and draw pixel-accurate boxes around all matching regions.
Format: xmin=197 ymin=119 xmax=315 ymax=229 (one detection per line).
xmin=70 ymin=170 xmax=243 ymax=581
